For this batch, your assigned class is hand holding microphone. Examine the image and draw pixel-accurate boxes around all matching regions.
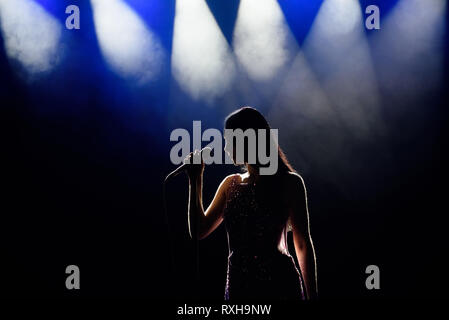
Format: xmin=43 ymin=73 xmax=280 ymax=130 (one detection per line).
xmin=183 ymin=148 xmax=208 ymax=179
xmin=165 ymin=147 xmax=212 ymax=181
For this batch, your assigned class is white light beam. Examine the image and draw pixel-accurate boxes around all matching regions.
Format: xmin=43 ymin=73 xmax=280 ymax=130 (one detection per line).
xmin=171 ymin=0 xmax=236 ymax=102
xmin=0 ymin=0 xmax=63 ymax=77
xmin=90 ymin=0 xmax=165 ymax=84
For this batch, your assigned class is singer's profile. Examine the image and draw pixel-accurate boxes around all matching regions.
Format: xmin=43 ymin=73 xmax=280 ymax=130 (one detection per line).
xmin=184 ymin=107 xmax=317 ymax=300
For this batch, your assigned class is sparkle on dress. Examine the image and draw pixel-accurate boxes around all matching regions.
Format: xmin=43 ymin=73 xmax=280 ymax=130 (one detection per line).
xmin=223 ymin=175 xmax=305 ymax=300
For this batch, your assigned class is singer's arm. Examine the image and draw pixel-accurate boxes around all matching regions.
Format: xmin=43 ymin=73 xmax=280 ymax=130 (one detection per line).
xmin=187 ymin=162 xmax=234 ymax=240
xmin=286 ymin=172 xmax=318 ymax=300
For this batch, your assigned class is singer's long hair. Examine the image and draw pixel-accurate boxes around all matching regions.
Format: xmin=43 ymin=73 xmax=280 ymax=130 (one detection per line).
xmin=224 ymin=106 xmax=295 ymax=176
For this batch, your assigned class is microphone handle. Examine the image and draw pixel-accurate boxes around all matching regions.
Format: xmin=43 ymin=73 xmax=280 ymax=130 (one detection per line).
xmin=165 ymin=163 xmax=187 ymax=181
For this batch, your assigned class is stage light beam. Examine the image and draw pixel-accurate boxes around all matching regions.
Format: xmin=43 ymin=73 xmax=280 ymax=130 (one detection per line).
xmin=171 ymin=0 xmax=236 ymax=102
xmin=90 ymin=0 xmax=165 ymax=84
xmin=0 ymin=0 xmax=62 ymax=77
xmin=232 ymin=0 xmax=296 ymax=82
xmin=371 ymin=0 xmax=446 ymax=102
xmin=270 ymin=0 xmax=388 ymax=193
xmin=303 ymin=0 xmax=385 ymax=139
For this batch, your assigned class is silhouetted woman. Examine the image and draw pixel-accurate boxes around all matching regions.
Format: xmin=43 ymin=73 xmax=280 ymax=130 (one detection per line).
xmin=184 ymin=107 xmax=317 ymax=300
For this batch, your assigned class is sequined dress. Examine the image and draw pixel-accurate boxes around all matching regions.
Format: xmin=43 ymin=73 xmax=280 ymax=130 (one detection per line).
xmin=223 ymin=175 xmax=305 ymax=300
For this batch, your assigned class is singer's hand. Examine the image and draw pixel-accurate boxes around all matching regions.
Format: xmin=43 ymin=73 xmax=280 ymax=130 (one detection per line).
xmin=183 ymin=149 xmax=205 ymax=179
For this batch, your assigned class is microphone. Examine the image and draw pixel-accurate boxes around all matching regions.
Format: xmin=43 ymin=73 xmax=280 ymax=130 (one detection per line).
xmin=165 ymin=147 xmax=212 ymax=181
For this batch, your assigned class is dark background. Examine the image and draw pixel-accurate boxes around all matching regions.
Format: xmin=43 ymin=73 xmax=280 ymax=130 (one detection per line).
xmin=1 ymin=0 xmax=447 ymax=300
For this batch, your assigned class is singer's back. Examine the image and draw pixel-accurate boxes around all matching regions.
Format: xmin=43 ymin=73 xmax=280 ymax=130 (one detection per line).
xmin=223 ymin=173 xmax=305 ymax=300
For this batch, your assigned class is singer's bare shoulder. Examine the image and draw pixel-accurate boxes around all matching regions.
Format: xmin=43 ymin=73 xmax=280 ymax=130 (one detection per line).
xmin=207 ymin=174 xmax=237 ymax=210
xmin=284 ymin=171 xmax=307 ymax=202
xmin=208 ymin=174 xmax=237 ymax=208
xmin=220 ymin=174 xmax=239 ymax=194
xmin=285 ymin=171 xmax=306 ymax=187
